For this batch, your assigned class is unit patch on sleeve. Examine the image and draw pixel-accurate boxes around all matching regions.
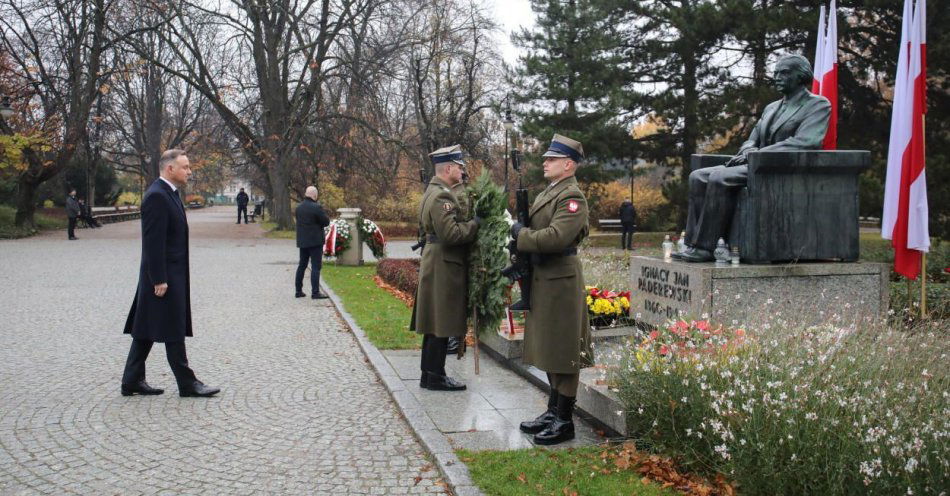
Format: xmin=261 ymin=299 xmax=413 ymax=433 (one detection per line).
xmin=566 ymin=200 xmax=579 ymax=213
xmin=442 ymin=202 xmax=454 ymax=212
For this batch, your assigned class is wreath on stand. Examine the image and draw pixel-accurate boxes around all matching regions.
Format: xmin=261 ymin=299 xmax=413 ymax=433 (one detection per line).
xmin=358 ymin=217 xmax=386 ymax=259
xmin=465 ymin=171 xmax=510 ymax=373
xmin=323 ymin=218 xmax=351 ymax=256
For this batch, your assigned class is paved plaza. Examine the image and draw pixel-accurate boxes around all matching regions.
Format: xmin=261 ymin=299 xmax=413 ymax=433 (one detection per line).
xmin=0 ymin=207 xmax=445 ymax=495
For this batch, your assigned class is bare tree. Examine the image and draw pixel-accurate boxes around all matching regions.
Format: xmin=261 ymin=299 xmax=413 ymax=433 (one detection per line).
xmin=126 ymin=0 xmax=376 ymax=229
xmin=0 ymin=0 xmax=116 ymax=228
xmin=103 ymin=5 xmax=213 ymax=185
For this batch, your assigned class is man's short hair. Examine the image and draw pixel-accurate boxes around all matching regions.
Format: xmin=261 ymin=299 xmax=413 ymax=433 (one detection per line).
xmin=305 ymin=186 xmax=318 ymax=200
xmin=777 ymin=54 xmax=813 ymax=87
xmin=160 ymin=149 xmax=187 ymax=171
xmin=434 ymin=162 xmax=453 ymax=174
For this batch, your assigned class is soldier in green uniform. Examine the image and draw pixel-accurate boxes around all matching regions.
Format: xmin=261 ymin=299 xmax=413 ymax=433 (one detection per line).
xmin=510 ymin=134 xmax=593 ymax=445
xmin=410 ymin=145 xmax=480 ymax=391
xmin=446 ymin=172 xmax=470 ymax=356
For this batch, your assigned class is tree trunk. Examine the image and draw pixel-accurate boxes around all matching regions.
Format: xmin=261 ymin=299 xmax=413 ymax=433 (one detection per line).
xmin=267 ymin=156 xmax=293 ymax=230
xmin=87 ymin=159 xmax=97 ymax=207
xmin=14 ymin=177 xmax=39 ymax=229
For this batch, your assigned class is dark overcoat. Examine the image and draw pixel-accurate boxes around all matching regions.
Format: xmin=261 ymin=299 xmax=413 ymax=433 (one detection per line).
xmin=516 ymin=176 xmax=594 ymax=373
xmin=410 ymin=177 xmax=478 ymax=338
xmin=123 ymin=179 xmax=193 ymax=342
xmin=295 ymin=199 xmax=330 ymax=249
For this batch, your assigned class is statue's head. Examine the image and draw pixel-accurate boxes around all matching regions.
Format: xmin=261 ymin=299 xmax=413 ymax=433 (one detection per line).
xmin=773 ymin=54 xmax=813 ymax=96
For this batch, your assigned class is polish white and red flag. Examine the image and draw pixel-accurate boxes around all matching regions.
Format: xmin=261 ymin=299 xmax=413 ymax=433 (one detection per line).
xmin=882 ymin=0 xmax=928 ymax=280
xmin=324 ymin=222 xmax=337 ymax=256
xmin=811 ymin=1 xmax=838 ymax=149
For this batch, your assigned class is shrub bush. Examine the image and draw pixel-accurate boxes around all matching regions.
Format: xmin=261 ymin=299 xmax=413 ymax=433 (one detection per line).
xmin=586 ymin=180 xmax=669 ymax=231
xmin=376 ymin=258 xmax=420 ymax=297
xmin=377 ymin=221 xmax=418 ymax=239
xmin=612 ymin=319 xmax=949 ymax=495
xmin=116 ymin=192 xmax=141 ymax=206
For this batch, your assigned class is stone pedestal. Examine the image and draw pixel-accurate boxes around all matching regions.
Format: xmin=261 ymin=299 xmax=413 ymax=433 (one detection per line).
xmin=337 ymin=208 xmax=363 ymax=266
xmin=630 ymin=256 xmax=889 ymax=329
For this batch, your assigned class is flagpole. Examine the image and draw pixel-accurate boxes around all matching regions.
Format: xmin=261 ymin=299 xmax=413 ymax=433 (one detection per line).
xmin=920 ymin=254 xmax=928 ymax=319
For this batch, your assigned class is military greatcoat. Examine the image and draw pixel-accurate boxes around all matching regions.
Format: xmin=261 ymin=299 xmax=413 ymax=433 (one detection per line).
xmin=516 ymin=176 xmax=594 ymax=373
xmin=411 ymin=177 xmax=478 ymax=338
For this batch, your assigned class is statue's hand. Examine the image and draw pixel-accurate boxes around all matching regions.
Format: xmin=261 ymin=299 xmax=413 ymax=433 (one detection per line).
xmin=726 ymin=148 xmax=755 ymax=167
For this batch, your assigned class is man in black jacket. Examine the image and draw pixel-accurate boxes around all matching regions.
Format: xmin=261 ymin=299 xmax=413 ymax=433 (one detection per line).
xmin=619 ymin=198 xmax=636 ymax=250
xmin=121 ymin=149 xmax=220 ymax=398
xmin=236 ymin=188 xmax=249 ymax=224
xmin=295 ymin=186 xmax=331 ymax=299
xmin=65 ymin=189 xmax=80 ymax=240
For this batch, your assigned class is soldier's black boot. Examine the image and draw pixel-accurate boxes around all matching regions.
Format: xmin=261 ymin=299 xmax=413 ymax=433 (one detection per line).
xmin=509 ymin=278 xmax=532 ymax=311
xmin=534 ymin=395 xmax=575 ymax=445
xmin=520 ymin=389 xmax=558 ymax=434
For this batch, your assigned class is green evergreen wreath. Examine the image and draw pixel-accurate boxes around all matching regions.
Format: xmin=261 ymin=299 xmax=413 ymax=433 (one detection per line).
xmin=466 ymin=171 xmax=509 ymax=336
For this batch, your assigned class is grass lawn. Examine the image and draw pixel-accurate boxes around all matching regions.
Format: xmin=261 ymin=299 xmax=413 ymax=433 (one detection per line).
xmin=459 ymin=447 xmax=678 ymax=496
xmin=321 ymin=263 xmax=421 ymax=350
xmin=0 ymin=205 xmax=68 ymax=239
xmin=260 ymin=220 xmax=295 ymax=240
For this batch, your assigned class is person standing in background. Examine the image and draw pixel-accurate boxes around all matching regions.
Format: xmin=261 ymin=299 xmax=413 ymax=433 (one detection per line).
xmin=65 ymin=189 xmax=80 ymax=240
xmin=619 ymin=198 xmax=636 ymax=250
xmin=294 ymin=186 xmax=330 ymax=299
xmin=236 ymin=188 xmax=250 ymax=224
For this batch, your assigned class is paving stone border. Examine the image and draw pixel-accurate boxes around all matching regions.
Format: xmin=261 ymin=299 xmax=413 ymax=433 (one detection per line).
xmin=321 ymin=283 xmax=483 ymax=496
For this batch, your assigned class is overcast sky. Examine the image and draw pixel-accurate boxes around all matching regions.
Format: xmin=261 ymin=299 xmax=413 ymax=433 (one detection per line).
xmin=484 ymin=0 xmax=536 ymax=63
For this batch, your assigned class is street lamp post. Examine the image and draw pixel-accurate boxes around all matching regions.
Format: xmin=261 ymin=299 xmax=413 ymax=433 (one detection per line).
xmin=502 ymin=96 xmax=514 ymax=193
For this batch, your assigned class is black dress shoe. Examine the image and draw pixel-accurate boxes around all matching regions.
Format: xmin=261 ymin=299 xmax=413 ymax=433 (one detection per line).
xmin=419 ymin=373 xmax=428 ymax=388
xmin=424 ymin=373 xmax=466 ymax=391
xmin=69 ymin=236 xmax=78 ymax=240
xmin=179 ymin=382 xmax=221 ymax=397
xmin=679 ymin=248 xmax=714 ymax=263
xmin=295 ymin=291 xmax=307 ymax=298
xmin=311 ymin=293 xmax=329 ymax=300
xmin=121 ymin=381 xmax=164 ymax=396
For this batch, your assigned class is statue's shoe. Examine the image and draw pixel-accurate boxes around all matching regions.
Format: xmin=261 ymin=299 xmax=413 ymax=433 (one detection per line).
xmin=671 ymin=247 xmax=694 ymax=260
xmin=679 ymin=248 xmax=714 ymax=263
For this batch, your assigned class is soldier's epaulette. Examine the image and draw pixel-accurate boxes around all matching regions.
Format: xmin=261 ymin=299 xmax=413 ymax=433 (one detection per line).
xmin=440 ymin=187 xmax=451 ymax=194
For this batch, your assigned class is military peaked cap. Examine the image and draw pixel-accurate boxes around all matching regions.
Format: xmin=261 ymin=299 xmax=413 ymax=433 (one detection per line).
xmin=429 ymin=145 xmax=465 ymax=166
xmin=542 ymin=134 xmax=584 ymax=162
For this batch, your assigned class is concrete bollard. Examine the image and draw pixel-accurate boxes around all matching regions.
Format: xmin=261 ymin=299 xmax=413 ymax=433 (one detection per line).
xmin=336 ymin=208 xmax=363 ymax=266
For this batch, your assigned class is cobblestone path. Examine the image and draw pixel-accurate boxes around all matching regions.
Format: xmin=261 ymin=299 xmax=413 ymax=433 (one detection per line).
xmin=0 ymin=207 xmax=444 ymax=495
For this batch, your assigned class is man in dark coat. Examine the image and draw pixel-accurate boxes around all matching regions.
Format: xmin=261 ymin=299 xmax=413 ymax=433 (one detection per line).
xmin=121 ymin=149 xmax=220 ymax=398
xmin=65 ymin=189 xmax=80 ymax=240
xmin=618 ymin=198 xmax=636 ymax=250
xmin=236 ymin=188 xmax=249 ymax=224
xmin=295 ymin=186 xmax=330 ymax=299
xmin=677 ymin=54 xmax=831 ymax=262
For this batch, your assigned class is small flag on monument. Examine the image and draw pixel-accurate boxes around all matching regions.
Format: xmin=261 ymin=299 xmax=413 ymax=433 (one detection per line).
xmin=811 ymin=0 xmax=838 ymax=150
xmin=882 ymin=0 xmax=928 ymax=280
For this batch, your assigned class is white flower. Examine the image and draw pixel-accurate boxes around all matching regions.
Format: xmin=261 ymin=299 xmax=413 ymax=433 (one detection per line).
xmin=904 ymin=457 xmax=918 ymax=473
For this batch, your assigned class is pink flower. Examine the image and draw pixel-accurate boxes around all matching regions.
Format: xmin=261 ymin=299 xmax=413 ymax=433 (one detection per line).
xmin=659 ymin=344 xmax=670 ymax=355
xmin=649 ymin=330 xmax=659 ymax=341
xmin=695 ymin=320 xmax=710 ymax=331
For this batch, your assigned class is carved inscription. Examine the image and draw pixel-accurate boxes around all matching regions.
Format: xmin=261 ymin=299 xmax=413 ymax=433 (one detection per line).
xmin=636 ymin=265 xmax=693 ymax=320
